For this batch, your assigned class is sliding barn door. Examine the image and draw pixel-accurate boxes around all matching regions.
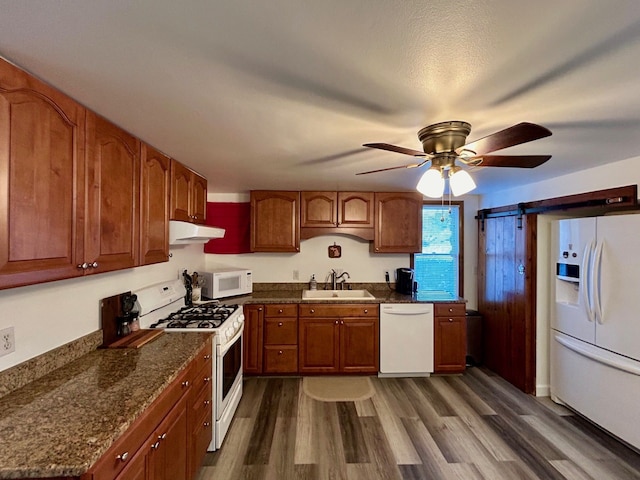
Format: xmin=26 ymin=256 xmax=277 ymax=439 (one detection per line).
xmin=478 ymin=214 xmax=536 ymax=393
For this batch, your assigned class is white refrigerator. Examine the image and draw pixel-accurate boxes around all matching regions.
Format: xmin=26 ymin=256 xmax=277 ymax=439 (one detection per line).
xmin=551 ymin=215 xmax=640 ymax=450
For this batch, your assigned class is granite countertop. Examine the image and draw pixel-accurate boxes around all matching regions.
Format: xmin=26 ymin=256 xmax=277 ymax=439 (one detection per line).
xmin=0 ymin=332 xmax=211 ymax=479
xmin=231 ymin=283 xmax=466 ymax=305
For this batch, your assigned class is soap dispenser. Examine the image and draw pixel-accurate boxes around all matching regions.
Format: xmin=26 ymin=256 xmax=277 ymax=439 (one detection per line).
xmin=309 ymin=274 xmax=317 ymax=290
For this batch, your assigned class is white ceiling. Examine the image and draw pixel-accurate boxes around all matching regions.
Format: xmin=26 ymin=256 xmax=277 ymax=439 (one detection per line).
xmin=2 ymin=1 xmax=640 ymax=195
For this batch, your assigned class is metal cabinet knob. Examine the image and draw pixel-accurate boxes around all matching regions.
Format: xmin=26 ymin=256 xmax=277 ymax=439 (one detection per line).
xmin=449 ymin=318 xmax=453 ymax=322
xmin=116 ymin=452 xmax=129 ymax=462
xmin=90 ymin=261 xmax=98 ymax=268
xmin=340 ymin=320 xmax=344 ymax=325
xmin=77 ymin=262 xmax=88 ymax=270
xmin=181 ymin=380 xmax=190 ymax=388
xmin=310 ymin=309 xmax=315 ymax=313
xmin=449 ymin=308 xmax=453 ymax=312
xmin=204 ymin=376 xmax=211 ymax=383
xmin=159 ymin=433 xmax=167 ymax=440
xmin=204 ymin=354 xmax=211 ymax=360
xmin=278 ymin=309 xmax=283 ymax=313
xmin=204 ymin=422 xmax=211 ymax=427
xmin=335 ymin=320 xmax=339 ymax=325
xmin=364 ymin=309 xmax=368 ymax=314
xmin=204 ymin=400 xmax=211 ymax=406
xmin=151 ymin=441 xmax=160 ymax=450
xmin=278 ymin=350 xmax=283 ymax=355
xmin=278 ymin=322 xmax=283 ymax=326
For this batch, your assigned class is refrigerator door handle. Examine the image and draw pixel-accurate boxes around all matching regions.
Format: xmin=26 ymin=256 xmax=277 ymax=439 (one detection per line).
xmin=593 ymin=241 xmax=604 ymax=324
xmin=581 ymin=239 xmax=595 ymax=322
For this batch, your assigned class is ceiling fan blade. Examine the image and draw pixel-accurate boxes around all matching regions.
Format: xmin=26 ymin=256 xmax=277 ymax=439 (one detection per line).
xmin=471 ymin=154 xmax=552 ymax=168
xmin=363 ymin=143 xmax=427 ymax=157
xmin=356 ymin=159 xmax=428 ymax=175
xmin=457 ymin=122 xmax=552 ymax=156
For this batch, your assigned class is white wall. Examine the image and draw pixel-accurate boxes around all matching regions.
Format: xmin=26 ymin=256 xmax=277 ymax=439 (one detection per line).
xmin=0 ymin=244 xmax=205 ymax=371
xmin=478 ymin=154 xmax=640 ymax=396
xmin=206 ymin=193 xmax=479 ymax=308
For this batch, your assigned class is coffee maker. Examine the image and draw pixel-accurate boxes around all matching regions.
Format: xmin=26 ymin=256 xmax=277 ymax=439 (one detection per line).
xmin=395 ymin=268 xmax=415 ymax=295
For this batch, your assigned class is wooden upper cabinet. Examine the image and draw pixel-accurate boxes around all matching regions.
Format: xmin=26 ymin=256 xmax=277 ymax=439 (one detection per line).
xmin=140 ymin=144 xmax=170 ymax=265
xmin=373 ymin=192 xmax=423 ymax=253
xmin=85 ymin=111 xmax=140 ymax=274
xmin=0 ymin=58 xmax=86 ymax=289
xmin=170 ymin=160 xmax=207 ymax=224
xmin=300 ymin=191 xmax=374 ymax=240
xmin=250 ymin=191 xmax=300 ymax=252
xmin=338 ymin=192 xmax=374 ymax=228
xmin=301 ymin=191 xmax=337 ymax=227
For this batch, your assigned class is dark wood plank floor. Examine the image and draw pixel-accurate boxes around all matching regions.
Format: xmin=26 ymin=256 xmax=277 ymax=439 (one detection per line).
xmin=197 ymin=368 xmax=640 ymax=479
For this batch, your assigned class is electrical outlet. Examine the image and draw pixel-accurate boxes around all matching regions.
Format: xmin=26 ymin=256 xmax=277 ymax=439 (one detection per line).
xmin=178 ymin=267 xmax=188 ymax=279
xmin=0 ymin=326 xmax=15 ymax=356
xmin=292 ymin=269 xmax=299 ymax=280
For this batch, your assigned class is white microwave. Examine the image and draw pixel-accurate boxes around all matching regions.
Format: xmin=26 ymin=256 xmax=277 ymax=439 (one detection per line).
xmin=201 ymin=268 xmax=252 ymax=299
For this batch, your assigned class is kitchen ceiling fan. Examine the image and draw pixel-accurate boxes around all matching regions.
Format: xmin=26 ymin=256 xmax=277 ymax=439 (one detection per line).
xmin=358 ymin=121 xmax=552 ymax=197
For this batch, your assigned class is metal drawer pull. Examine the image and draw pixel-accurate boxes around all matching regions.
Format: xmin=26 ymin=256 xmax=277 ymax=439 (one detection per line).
xmin=116 ymin=452 xmax=129 ymax=462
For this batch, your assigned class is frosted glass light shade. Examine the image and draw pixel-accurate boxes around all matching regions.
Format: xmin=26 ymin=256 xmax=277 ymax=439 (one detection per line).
xmin=449 ymin=168 xmax=476 ymax=196
xmin=416 ymin=168 xmax=444 ymax=198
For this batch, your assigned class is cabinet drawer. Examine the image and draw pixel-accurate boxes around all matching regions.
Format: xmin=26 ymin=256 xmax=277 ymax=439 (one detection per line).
xmin=434 ymin=303 xmax=466 ymax=317
xmin=264 ymin=345 xmax=298 ymax=373
xmin=190 ymin=377 xmax=213 ymax=426
xmin=191 ymin=360 xmax=213 ymax=397
xmin=264 ymin=318 xmax=298 ymax=345
xmin=299 ymin=304 xmax=378 ymax=318
xmin=265 ymin=304 xmax=298 ymax=317
xmin=191 ymin=336 xmax=213 ymax=375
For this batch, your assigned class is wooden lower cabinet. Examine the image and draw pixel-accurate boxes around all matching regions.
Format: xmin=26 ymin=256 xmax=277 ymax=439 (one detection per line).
xmin=298 ymin=304 xmax=379 ymax=374
xmin=83 ymin=338 xmax=212 ymax=480
xmin=434 ymin=303 xmax=467 ymax=373
xmin=243 ymin=304 xmax=264 ymax=374
xmin=263 ymin=304 xmax=298 ymax=373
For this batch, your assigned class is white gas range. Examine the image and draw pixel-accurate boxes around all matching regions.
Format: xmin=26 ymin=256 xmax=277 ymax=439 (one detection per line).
xmin=135 ymin=279 xmax=244 ymax=451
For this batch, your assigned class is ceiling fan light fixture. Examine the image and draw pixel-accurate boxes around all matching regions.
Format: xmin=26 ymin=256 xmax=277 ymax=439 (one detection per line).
xmin=449 ymin=167 xmax=477 ymax=196
xmin=416 ymin=167 xmax=444 ymax=198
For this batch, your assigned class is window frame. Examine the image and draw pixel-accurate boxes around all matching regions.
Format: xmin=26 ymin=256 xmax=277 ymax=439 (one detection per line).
xmin=410 ymin=200 xmax=464 ymax=298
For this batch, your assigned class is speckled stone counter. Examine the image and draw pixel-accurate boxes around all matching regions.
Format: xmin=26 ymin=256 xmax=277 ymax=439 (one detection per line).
xmin=0 ymin=332 xmax=211 ymax=479
xmin=230 ymin=282 xmax=466 ymax=305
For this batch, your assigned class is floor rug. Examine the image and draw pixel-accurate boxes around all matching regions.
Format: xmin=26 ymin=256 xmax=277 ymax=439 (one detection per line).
xmin=302 ymin=376 xmax=374 ymax=402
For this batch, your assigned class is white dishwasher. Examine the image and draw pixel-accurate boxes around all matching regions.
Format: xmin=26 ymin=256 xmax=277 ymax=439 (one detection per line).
xmin=379 ymin=303 xmax=434 ymax=377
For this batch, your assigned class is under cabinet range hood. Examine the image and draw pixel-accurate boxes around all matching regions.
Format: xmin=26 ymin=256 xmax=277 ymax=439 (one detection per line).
xmin=169 ymin=220 xmax=225 ymax=245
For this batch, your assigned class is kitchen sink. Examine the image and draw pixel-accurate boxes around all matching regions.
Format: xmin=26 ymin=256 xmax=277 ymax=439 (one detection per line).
xmin=302 ymin=289 xmax=376 ymax=300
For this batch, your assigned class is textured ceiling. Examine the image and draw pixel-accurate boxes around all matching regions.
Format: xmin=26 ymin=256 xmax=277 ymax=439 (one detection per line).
xmin=1 ymin=1 xmax=640 ymax=195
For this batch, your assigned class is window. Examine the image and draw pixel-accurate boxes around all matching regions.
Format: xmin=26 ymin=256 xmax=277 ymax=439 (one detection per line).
xmin=412 ymin=202 xmax=463 ymax=300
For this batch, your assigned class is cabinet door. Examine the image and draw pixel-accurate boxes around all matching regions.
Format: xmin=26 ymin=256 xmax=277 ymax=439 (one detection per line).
xmin=85 ymin=111 xmax=140 ymax=273
xmin=298 ymin=318 xmax=340 ymax=373
xmin=191 ymin=172 xmax=207 ymax=224
xmin=340 ymin=318 xmax=379 ymax=373
xmin=301 ymin=191 xmax=337 ymax=227
xmin=250 ymin=191 xmax=300 ymax=252
xmin=113 ymin=445 xmax=147 ymax=480
xmin=0 ymin=58 xmax=86 ymax=289
xmin=147 ymin=393 xmax=189 ymax=480
xmin=243 ymin=304 xmax=264 ymax=374
xmin=140 ymin=144 xmax=170 ymax=265
xmin=434 ymin=314 xmax=466 ymax=373
xmin=338 ymin=192 xmax=374 ymax=228
xmin=373 ymin=192 xmax=422 ymax=253
xmin=170 ymin=160 xmax=192 ymax=222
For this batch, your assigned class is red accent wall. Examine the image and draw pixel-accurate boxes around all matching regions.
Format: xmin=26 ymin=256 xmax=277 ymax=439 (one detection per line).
xmin=204 ymin=202 xmax=251 ymax=254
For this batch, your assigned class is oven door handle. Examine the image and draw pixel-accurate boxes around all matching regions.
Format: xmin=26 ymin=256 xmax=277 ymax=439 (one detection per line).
xmin=218 ymin=323 xmax=244 ymax=356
